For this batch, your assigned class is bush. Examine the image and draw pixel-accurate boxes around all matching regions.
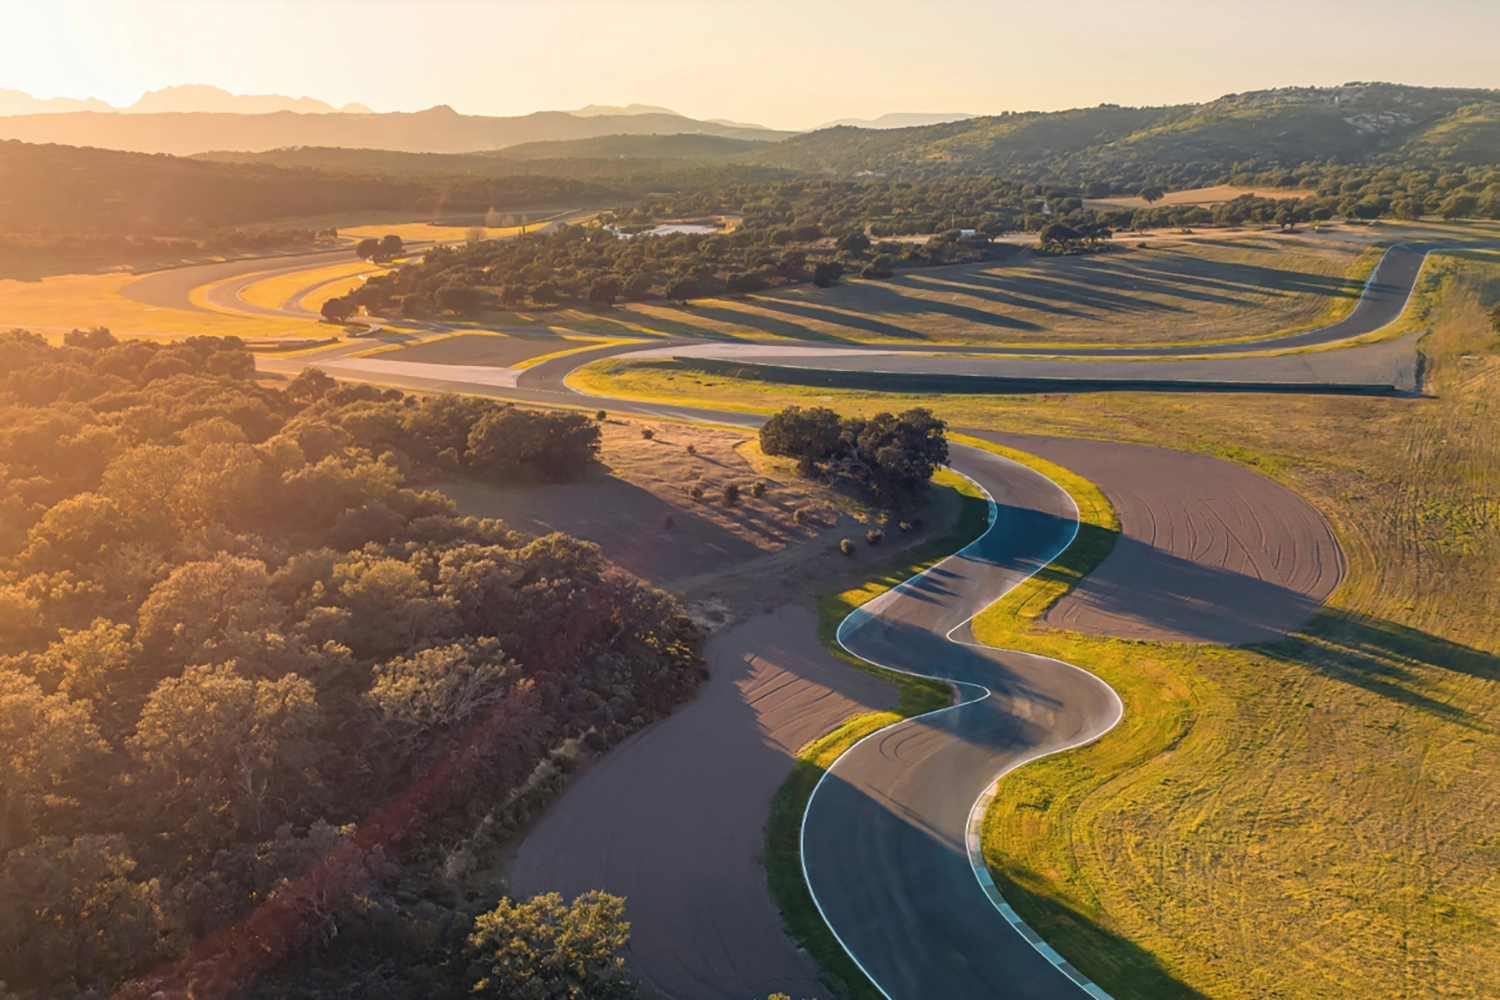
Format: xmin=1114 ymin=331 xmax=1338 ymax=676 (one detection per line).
xmin=688 ymin=483 xmax=705 ymax=500
xmin=839 ymin=538 xmax=856 ymax=555
xmin=812 ymin=261 xmax=844 ymax=287
xmin=793 ymin=507 xmax=813 ymax=525
xmin=465 ymin=405 xmax=601 ymax=481
xmin=721 ymin=483 xmax=740 ymax=507
xmin=641 ymin=427 xmax=654 ymax=440
xmin=1490 ymin=301 xmax=1500 ymax=335
xmin=685 ymin=443 xmax=696 ymax=455
xmin=760 ymin=404 xmax=948 ymax=504
xmin=750 ymin=480 xmax=766 ymax=498
xmin=595 ymin=409 xmax=607 ymax=421
xmin=866 ymin=528 xmax=884 ymax=545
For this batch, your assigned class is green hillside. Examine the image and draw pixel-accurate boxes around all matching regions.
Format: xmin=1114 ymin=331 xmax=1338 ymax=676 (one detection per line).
xmin=745 ymin=83 xmax=1500 ymax=187
xmin=1398 ymin=101 xmax=1500 ymax=162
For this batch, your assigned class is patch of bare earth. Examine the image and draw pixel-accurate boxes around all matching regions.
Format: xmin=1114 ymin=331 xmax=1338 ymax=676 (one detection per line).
xmin=438 ymin=417 xmax=960 ymax=999
xmin=508 ymin=605 xmax=895 ymax=1000
xmin=441 ymin=416 xmax=955 ymax=627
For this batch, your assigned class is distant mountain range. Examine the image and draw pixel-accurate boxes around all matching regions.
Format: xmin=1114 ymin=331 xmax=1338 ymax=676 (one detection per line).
xmin=0 ymin=89 xmax=113 ymax=115
xmin=816 ymin=112 xmax=978 ymax=129
xmin=1 ymin=82 xmax=1495 ymax=179
xmin=0 ymin=84 xmax=372 ymax=116
xmin=0 ymin=102 xmax=798 ymax=156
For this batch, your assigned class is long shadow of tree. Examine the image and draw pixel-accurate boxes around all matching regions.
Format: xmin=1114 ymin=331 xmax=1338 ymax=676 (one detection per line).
xmin=991 ymin=863 xmax=1211 ymax=1000
xmin=1258 ymin=608 xmax=1498 ymax=727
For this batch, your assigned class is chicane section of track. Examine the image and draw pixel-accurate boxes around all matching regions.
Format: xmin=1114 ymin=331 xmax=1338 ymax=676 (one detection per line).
xmin=803 ymin=444 xmax=1121 ymax=999
xmin=263 ymin=331 xmax=1352 ymax=998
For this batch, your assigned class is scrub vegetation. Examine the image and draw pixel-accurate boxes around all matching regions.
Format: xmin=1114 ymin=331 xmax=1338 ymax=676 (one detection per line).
xmin=0 ymin=330 xmax=700 ymax=998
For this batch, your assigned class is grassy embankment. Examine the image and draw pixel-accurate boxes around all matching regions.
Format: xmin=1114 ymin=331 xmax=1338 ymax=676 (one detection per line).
xmin=606 ymin=234 xmax=1370 ymax=348
xmin=586 ymin=251 xmax=1500 ymax=997
xmin=566 ymin=251 xmax=1473 ymax=421
xmin=232 ymin=259 xmax=400 ymax=314
xmin=762 ymin=467 xmax=988 ymax=1000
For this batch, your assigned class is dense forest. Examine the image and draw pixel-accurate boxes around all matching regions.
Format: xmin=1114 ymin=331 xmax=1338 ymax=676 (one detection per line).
xmin=0 ymin=329 xmax=703 ymax=998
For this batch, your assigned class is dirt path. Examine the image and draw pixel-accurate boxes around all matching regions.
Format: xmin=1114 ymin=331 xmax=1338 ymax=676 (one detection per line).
xmin=968 ymin=431 xmax=1345 ymax=643
xmin=508 ymin=605 xmax=895 ymax=1000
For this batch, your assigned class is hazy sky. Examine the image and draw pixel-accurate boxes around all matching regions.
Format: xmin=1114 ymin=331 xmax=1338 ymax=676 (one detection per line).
xmin=4 ymin=0 xmax=1498 ymax=130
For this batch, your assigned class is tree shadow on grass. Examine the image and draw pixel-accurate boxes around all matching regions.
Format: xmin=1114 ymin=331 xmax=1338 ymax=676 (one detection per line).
xmin=989 ymin=863 xmax=1211 ymax=1000
xmin=1259 ymin=609 xmax=1499 ymax=728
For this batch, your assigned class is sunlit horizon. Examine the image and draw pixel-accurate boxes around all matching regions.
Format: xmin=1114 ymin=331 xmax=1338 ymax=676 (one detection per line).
xmin=3 ymin=0 xmax=1498 ymax=131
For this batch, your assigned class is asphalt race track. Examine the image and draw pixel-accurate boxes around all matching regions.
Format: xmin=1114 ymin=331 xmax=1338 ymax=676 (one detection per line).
xmin=967 ymin=431 xmax=1345 ymax=644
xmin=241 ymin=237 xmax=1433 ymax=998
xmin=805 ymin=444 xmax=1123 ymax=999
xmin=118 ymin=245 xmax=352 ymax=314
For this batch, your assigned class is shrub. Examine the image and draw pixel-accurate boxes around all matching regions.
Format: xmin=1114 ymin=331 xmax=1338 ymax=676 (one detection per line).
xmin=641 ymin=427 xmax=654 ymax=440
xmin=688 ymin=483 xmax=705 ymax=500
xmin=595 ymin=409 xmax=607 ymax=421
xmin=686 ymin=444 xmax=696 ymax=455
xmin=761 ymin=404 xmax=948 ymax=504
xmin=839 ymin=538 xmax=856 ymax=555
xmin=866 ymin=528 xmax=884 ymax=545
xmin=898 ymin=520 xmax=913 ymax=533
xmin=721 ymin=483 xmax=740 ymax=507
xmin=750 ymin=480 xmax=766 ymax=498
xmin=793 ymin=507 xmax=812 ymax=525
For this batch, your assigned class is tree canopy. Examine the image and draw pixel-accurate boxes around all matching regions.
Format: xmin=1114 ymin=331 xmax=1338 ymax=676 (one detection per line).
xmin=759 ymin=405 xmax=948 ymax=504
xmin=0 ymin=328 xmax=695 ymax=998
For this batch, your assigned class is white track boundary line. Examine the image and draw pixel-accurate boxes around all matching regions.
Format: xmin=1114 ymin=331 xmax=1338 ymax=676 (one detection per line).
xmin=800 ymin=446 xmax=1123 ymax=1000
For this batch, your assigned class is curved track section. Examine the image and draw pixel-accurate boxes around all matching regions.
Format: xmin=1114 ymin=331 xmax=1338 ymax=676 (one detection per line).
xmin=967 ymin=431 xmax=1345 ymax=644
xmin=119 ymin=246 xmax=352 ymax=313
xmin=803 ymin=444 xmax=1121 ymax=999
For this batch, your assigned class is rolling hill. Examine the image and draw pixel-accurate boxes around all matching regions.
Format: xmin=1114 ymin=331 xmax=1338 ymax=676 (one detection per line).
xmin=497 ymin=132 xmax=771 ymax=159
xmin=749 ymin=83 xmax=1500 ymax=184
xmin=0 ymin=103 xmax=797 ymax=156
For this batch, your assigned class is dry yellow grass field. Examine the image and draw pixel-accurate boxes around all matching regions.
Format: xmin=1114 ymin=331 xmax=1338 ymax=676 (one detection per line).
xmin=235 ymin=259 xmax=399 ymax=313
xmin=340 ymin=208 xmax=596 ymax=245
xmin=610 ymin=235 xmax=1368 ymax=347
xmin=0 ymin=270 xmax=318 ymax=339
xmin=567 ymin=252 xmax=1500 ymax=998
xmin=1082 ymin=184 xmax=1318 ymax=211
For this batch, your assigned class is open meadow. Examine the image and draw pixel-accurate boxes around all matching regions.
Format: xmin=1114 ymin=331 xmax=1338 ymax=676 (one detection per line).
xmin=0 ymin=268 xmax=324 ymax=340
xmin=610 ymin=233 xmax=1370 ymax=347
xmin=565 ymin=250 xmax=1500 ymax=998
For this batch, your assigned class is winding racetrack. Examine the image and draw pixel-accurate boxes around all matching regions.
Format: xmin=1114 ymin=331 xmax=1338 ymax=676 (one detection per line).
xmin=807 ymin=444 xmax=1123 ymax=998
xmin=227 ymin=237 xmax=1412 ymax=998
